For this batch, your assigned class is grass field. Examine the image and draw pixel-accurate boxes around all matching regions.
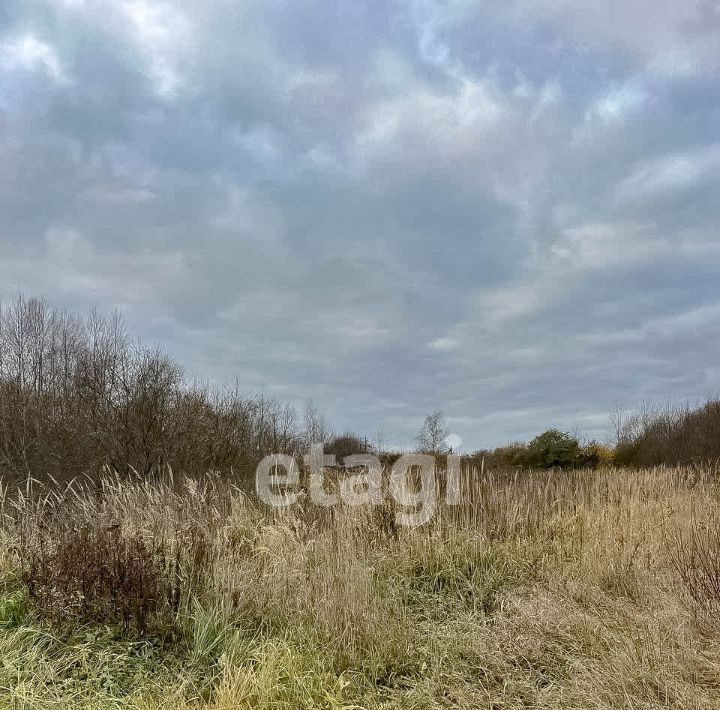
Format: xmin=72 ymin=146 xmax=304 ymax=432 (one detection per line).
xmin=1 ymin=464 xmax=719 ymax=709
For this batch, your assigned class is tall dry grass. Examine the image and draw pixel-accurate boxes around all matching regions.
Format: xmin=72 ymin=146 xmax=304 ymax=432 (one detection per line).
xmin=0 ymin=464 xmax=719 ymax=708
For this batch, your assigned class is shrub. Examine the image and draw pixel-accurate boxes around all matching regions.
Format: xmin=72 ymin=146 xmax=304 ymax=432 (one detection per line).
xmin=481 ymin=442 xmax=531 ymax=468
xmin=580 ymin=441 xmax=614 ymax=468
xmin=325 ymin=433 xmax=372 ymax=460
xmin=669 ymin=518 xmax=720 ymax=616
xmin=20 ymin=519 xmax=177 ymax=633
xmin=614 ymin=399 xmax=720 ymax=467
xmin=526 ymin=429 xmax=581 ymax=468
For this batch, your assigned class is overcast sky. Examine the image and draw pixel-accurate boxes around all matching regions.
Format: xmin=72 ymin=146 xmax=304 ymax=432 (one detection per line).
xmin=1 ymin=1 xmax=719 ymax=449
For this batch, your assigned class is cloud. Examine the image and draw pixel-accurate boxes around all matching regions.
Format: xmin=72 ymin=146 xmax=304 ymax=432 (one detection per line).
xmin=120 ymin=0 xmax=191 ymax=97
xmin=0 ymin=225 xmax=189 ymax=312
xmin=428 ymin=337 xmax=460 ymax=352
xmin=511 ymin=0 xmax=720 ymax=78
xmin=585 ymin=82 xmax=648 ymax=124
xmin=0 ymin=0 xmax=718 ymax=448
xmin=616 ymin=144 xmax=720 ymax=202
xmin=1 ymin=34 xmax=69 ymax=83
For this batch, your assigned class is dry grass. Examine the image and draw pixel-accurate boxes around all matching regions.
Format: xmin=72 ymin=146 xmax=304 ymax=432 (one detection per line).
xmin=0 ymin=464 xmax=719 ymax=708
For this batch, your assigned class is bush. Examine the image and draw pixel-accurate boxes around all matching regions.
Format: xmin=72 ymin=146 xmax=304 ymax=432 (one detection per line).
xmin=614 ymin=399 xmax=720 ymax=467
xmin=526 ymin=429 xmax=581 ymax=469
xmin=670 ymin=518 xmax=720 ymax=616
xmin=580 ymin=441 xmax=614 ymax=468
xmin=483 ymin=442 xmax=531 ymax=468
xmin=325 ymin=433 xmax=371 ymax=460
xmin=21 ymin=519 xmax=179 ymax=633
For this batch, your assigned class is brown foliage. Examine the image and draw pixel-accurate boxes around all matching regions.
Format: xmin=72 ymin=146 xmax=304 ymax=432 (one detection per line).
xmin=615 ymin=400 xmax=720 ymax=467
xmin=22 ymin=521 xmax=171 ymax=632
xmin=669 ymin=517 xmax=720 ymax=616
xmin=0 ymin=295 xmax=306 ymax=485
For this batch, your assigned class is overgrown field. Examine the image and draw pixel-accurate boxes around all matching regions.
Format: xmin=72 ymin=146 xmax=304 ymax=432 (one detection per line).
xmin=1 ymin=465 xmax=719 ymax=709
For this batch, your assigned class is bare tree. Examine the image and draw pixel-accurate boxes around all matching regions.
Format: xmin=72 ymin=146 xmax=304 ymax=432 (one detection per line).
xmin=416 ymin=410 xmax=449 ymax=454
xmin=0 ymin=295 xmax=340 ymax=484
xmin=374 ymin=425 xmax=388 ymax=454
xmin=302 ymin=399 xmax=332 ymax=447
xmin=608 ymin=400 xmax=625 ymax=446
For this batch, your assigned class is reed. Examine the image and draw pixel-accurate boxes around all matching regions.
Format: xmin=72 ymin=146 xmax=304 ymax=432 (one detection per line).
xmin=0 ymin=463 xmax=719 ymax=708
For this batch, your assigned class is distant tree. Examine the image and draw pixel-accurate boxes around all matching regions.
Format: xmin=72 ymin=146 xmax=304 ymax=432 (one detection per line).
xmin=580 ymin=440 xmax=614 ymax=468
xmin=326 ymin=432 xmax=370 ymax=460
xmin=302 ymin=399 xmax=332 ymax=447
xmin=0 ymin=295 xmax=335 ymax=484
xmin=374 ymin=425 xmax=388 ymax=454
xmin=608 ymin=400 xmax=625 ymax=447
xmin=416 ymin=410 xmax=449 ymax=454
xmin=613 ymin=398 xmax=720 ymax=467
xmin=527 ymin=429 xmax=580 ymax=468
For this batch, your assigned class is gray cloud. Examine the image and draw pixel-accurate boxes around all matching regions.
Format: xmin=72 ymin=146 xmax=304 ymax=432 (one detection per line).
xmin=1 ymin=0 xmax=719 ymax=448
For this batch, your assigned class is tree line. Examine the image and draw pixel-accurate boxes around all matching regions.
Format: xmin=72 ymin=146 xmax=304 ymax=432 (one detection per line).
xmin=417 ymin=402 xmax=720 ymax=470
xmin=0 ymin=295 xmax=342 ymax=484
xmin=1 ymin=295 xmax=718 ymax=484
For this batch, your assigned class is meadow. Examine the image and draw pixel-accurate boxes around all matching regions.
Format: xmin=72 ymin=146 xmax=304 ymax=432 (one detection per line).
xmin=1 ymin=463 xmax=719 ymax=709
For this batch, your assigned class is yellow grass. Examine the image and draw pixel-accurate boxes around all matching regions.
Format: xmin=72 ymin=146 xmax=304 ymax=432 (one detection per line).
xmin=1 ymin=465 xmax=719 ymax=708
